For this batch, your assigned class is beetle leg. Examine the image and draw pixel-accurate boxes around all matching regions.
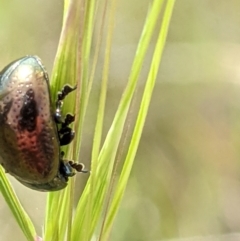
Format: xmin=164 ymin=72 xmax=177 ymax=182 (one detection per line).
xmin=57 ymin=84 xmax=77 ymax=102
xmin=69 ymin=161 xmax=88 ymax=173
xmin=59 ymin=161 xmax=75 ymax=178
xmin=55 ymin=85 xmax=77 ymax=145
xmin=55 ymin=84 xmax=77 ymax=123
xmin=62 ymin=113 xmax=75 ymax=126
xmin=60 ymin=153 xmax=88 ymax=177
xmin=59 ymin=127 xmax=75 ymax=146
xmin=55 ymin=100 xmax=63 ymax=123
xmin=58 ymin=114 xmax=75 ymax=146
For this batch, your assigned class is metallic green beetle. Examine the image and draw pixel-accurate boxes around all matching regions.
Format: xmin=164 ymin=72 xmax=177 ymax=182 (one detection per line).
xmin=0 ymin=56 xmax=86 ymax=191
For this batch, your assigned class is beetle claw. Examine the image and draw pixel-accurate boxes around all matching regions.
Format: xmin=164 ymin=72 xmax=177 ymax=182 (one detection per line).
xmin=57 ymin=84 xmax=77 ymax=102
xmin=68 ymin=161 xmax=88 ymax=173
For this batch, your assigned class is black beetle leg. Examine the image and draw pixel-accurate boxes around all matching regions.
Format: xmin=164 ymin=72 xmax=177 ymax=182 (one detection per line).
xmin=54 ymin=84 xmax=77 ymax=123
xmin=55 ymin=101 xmax=63 ymax=123
xmin=59 ymin=127 xmax=75 ymax=146
xmin=62 ymin=113 xmax=75 ymax=126
xmin=54 ymin=84 xmax=77 ymax=145
xmin=57 ymin=84 xmax=77 ymax=102
xmin=58 ymin=114 xmax=75 ymax=146
xmin=69 ymin=161 xmax=88 ymax=173
xmin=59 ymin=154 xmax=88 ymax=178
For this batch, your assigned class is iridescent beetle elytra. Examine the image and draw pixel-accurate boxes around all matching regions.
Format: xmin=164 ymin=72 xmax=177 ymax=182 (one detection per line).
xmin=0 ymin=56 xmax=86 ymax=191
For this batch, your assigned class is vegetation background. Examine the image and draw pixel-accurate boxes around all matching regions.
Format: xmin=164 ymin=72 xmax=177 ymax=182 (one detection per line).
xmin=1 ymin=0 xmax=240 ymax=240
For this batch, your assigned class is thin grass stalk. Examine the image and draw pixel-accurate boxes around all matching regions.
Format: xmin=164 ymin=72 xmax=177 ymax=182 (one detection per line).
xmin=86 ymin=0 xmax=117 ymax=239
xmin=81 ymin=1 xmax=109 ymax=239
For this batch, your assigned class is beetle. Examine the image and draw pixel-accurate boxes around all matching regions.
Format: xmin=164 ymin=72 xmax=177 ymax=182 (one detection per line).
xmin=0 ymin=56 xmax=86 ymax=191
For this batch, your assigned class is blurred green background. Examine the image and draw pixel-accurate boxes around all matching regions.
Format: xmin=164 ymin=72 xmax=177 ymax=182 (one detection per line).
xmin=1 ymin=0 xmax=240 ymax=240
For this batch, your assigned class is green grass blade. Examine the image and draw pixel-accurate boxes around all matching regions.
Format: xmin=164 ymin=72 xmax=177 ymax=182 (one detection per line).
xmin=44 ymin=192 xmax=61 ymax=240
xmin=73 ymin=0 xmax=97 ymax=164
xmin=0 ymin=167 xmax=36 ymax=241
xmin=100 ymin=0 xmax=176 ymax=239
